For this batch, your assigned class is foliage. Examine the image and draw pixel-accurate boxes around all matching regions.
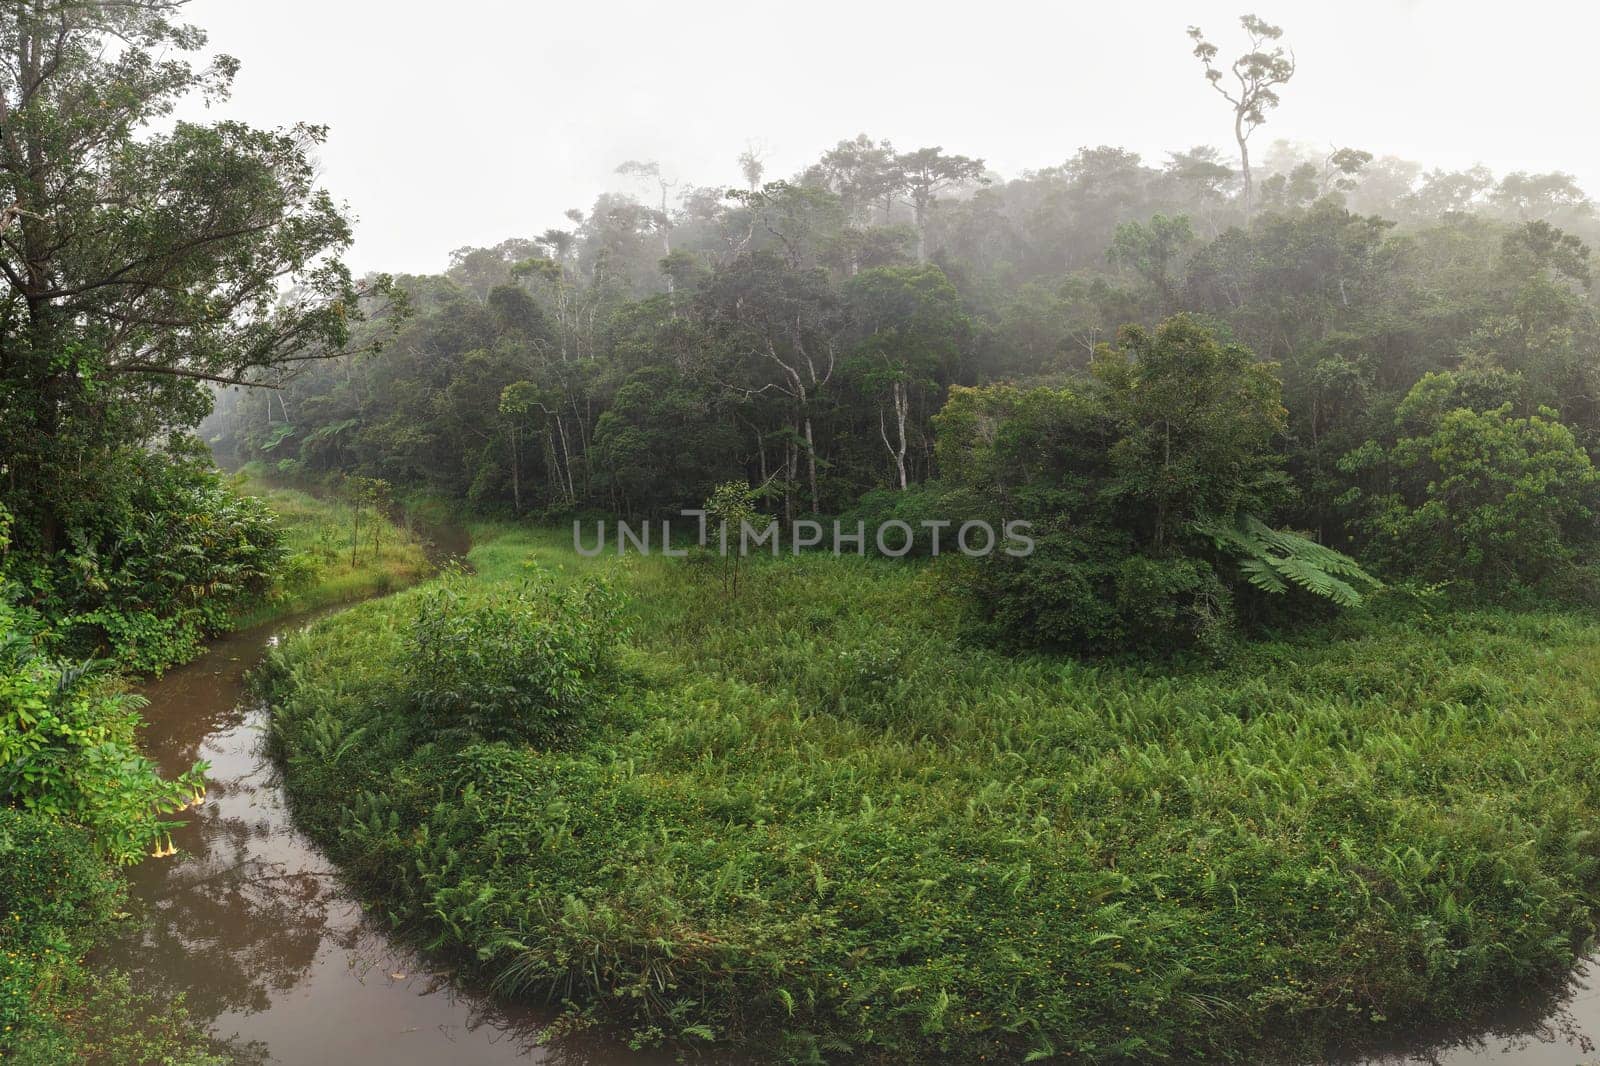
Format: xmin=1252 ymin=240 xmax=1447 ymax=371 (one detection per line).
xmin=1093 ymin=315 xmax=1290 ymax=547
xmin=1343 ymin=401 xmax=1600 ymax=592
xmin=266 ymin=525 xmax=1600 ymax=1065
xmin=5 ymin=444 xmax=284 ymax=672
xmin=930 ymin=318 xmax=1332 ymax=653
xmin=1196 ymin=513 xmax=1380 ymax=607
xmin=0 ymin=0 xmax=380 ymax=631
xmin=0 ymin=808 xmax=226 ymax=1065
xmin=0 ymin=807 xmax=119 ymax=1052
xmin=199 ymin=111 xmax=1600 ymax=625
xmin=0 ymin=610 xmax=204 ymax=865
xmin=703 ymin=479 xmax=761 ymax=593
xmin=406 ymin=569 xmax=621 ymax=744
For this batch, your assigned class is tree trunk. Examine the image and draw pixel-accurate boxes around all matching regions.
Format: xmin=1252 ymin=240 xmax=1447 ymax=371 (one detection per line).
xmin=554 ymin=416 xmax=576 ymax=502
xmin=1236 ymin=111 xmax=1253 ymax=220
xmin=803 ymin=415 xmax=820 ymax=513
xmin=879 ymin=384 xmax=910 ymax=491
xmin=509 ymin=426 xmax=522 ymax=516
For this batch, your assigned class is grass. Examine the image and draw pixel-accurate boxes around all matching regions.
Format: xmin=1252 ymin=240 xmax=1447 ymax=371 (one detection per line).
xmin=262 ymin=525 xmax=1600 ymax=1063
xmin=228 ymin=477 xmax=433 ymax=629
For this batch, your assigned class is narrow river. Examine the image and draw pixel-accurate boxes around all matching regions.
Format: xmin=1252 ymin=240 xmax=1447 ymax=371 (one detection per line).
xmin=95 ymin=523 xmax=670 ymax=1065
xmin=90 ymin=523 xmax=1600 ymax=1064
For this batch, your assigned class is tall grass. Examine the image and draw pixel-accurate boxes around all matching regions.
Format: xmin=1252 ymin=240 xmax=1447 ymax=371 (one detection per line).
xmin=229 ymin=478 xmax=433 ymax=628
xmin=262 ymin=525 xmax=1600 ymax=1063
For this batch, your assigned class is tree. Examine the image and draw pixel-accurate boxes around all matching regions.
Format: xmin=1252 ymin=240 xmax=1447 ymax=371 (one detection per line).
xmin=704 ymin=480 xmax=758 ymax=595
xmin=616 ymin=159 xmax=678 ymax=291
xmin=1492 ymin=171 xmax=1592 ymax=222
xmin=1093 ymin=315 xmax=1288 ymax=550
xmin=702 ymin=252 xmax=840 ymax=518
xmin=894 ymin=146 xmax=987 ymax=261
xmin=0 ymin=0 xmax=377 ymax=556
xmin=844 ymin=265 xmax=968 ymax=489
xmin=809 ymin=134 xmax=900 ymax=226
xmin=1188 ymin=14 xmax=1296 ymax=220
xmin=737 ymin=144 xmax=766 ymax=191
xmin=498 ymin=381 xmax=539 ymax=516
xmin=591 ymin=366 xmax=740 ymax=516
xmin=1321 ymin=147 xmax=1373 ymax=195
xmin=1107 ymin=213 xmax=1196 ymax=311
xmin=1343 ymin=403 xmax=1600 ymax=590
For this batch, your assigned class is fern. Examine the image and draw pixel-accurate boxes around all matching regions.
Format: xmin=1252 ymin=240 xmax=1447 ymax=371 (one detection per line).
xmin=1194 ymin=514 xmax=1379 ymax=608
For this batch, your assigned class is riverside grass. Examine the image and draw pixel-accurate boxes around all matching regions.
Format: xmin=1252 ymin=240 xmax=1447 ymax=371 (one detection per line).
xmin=229 ymin=477 xmax=432 ymax=629
xmin=262 ymin=525 xmax=1600 ymax=1063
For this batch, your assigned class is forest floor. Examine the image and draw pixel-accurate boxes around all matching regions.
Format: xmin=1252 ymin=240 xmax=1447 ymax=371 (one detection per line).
xmin=262 ymin=523 xmax=1600 ymax=1064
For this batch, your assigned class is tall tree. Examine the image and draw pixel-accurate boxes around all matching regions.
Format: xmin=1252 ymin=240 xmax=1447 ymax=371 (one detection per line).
xmin=895 ymin=146 xmax=987 ymax=261
xmin=1187 ymin=14 xmax=1295 ymax=220
xmin=844 ymin=264 xmax=967 ymax=490
xmin=0 ymin=0 xmax=373 ymax=551
xmin=615 ymin=160 xmax=679 ymax=292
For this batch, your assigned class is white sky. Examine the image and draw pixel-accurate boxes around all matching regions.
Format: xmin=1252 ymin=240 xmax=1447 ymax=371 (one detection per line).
xmin=178 ymin=0 xmax=1600 ymax=276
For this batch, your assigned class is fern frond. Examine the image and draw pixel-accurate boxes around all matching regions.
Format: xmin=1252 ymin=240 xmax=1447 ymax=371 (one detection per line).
xmin=1196 ymin=513 xmax=1379 ymax=608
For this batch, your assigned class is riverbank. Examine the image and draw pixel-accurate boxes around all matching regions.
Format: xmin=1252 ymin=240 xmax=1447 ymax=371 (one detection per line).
xmin=0 ymin=479 xmax=434 ymax=1065
xmin=226 ymin=477 xmax=434 ymax=629
xmin=262 ymin=524 xmax=1600 ymax=1063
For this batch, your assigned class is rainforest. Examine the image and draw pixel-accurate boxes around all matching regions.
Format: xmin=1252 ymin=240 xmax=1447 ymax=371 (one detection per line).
xmin=6 ymin=2 xmax=1600 ymax=1064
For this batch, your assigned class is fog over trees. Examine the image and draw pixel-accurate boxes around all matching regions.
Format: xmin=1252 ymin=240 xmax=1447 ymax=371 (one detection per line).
xmin=15 ymin=5 xmax=1600 ymax=1066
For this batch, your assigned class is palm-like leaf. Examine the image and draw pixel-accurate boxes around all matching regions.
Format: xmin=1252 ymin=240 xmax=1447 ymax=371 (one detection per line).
xmin=1196 ymin=514 xmax=1379 ymax=608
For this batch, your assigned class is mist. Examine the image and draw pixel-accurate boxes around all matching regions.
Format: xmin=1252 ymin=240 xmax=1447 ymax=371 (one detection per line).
xmin=182 ymin=0 xmax=1600 ymax=274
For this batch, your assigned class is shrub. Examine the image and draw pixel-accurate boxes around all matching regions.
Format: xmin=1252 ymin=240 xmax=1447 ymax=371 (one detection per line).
xmin=406 ymin=568 xmax=621 ymax=743
xmin=929 ymin=317 xmax=1359 ymax=654
xmin=1343 ymin=403 xmax=1600 ymax=593
xmin=0 ymin=610 xmax=204 ymax=865
xmin=1113 ymin=554 xmax=1235 ymax=656
xmin=11 ymin=442 xmax=285 ymax=671
xmin=0 ymin=807 xmax=121 ymax=1044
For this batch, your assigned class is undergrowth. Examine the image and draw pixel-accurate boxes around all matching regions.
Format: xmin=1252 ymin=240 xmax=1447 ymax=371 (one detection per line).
xmin=228 ymin=477 xmax=433 ymax=629
xmin=262 ymin=525 xmax=1600 ymax=1063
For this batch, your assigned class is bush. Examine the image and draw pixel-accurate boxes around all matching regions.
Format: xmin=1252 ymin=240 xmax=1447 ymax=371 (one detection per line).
xmin=1343 ymin=403 xmax=1600 ymax=593
xmin=406 ymin=568 xmax=621 ymax=743
xmin=0 ymin=608 xmax=205 ymax=865
xmin=1113 ymin=554 xmax=1235 ymax=656
xmin=10 ymin=441 xmax=285 ymax=672
xmin=837 ymin=483 xmax=954 ymax=557
xmin=929 ymin=318 xmax=1359 ymax=654
xmin=0 ymin=807 xmax=121 ymax=1047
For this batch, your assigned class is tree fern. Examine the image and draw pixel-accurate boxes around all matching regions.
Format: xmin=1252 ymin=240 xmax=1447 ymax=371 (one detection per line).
xmin=1194 ymin=514 xmax=1379 ymax=608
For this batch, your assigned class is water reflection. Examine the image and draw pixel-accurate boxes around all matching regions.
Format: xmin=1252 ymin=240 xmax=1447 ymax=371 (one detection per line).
xmin=1351 ymin=963 xmax=1600 ymax=1065
xmin=97 ymin=543 xmax=1600 ymax=1065
xmin=94 ymin=611 xmax=673 ymax=1065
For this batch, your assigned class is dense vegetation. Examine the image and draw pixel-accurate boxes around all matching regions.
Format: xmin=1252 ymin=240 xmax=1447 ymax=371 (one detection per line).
xmin=0 ymin=483 xmax=422 ymax=1062
xmin=207 ymin=100 xmax=1600 ymax=647
xmin=0 ymin=808 xmax=230 ymax=1065
xmin=8 ymin=0 xmax=1600 ymax=1062
xmin=266 ymin=527 xmax=1600 ymax=1063
xmin=0 ymin=0 xmax=379 ymax=666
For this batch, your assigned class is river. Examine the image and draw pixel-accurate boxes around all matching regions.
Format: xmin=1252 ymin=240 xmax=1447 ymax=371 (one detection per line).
xmin=94 ymin=522 xmax=669 ymax=1065
xmin=90 ymin=521 xmax=1600 ymax=1065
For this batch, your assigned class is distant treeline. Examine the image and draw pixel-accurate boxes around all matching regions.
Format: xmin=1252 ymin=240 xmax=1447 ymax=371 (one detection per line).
xmin=208 ymin=136 xmax=1600 ymax=649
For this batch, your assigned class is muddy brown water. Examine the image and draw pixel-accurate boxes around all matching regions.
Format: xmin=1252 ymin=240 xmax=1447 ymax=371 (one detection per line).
xmin=95 ymin=523 xmax=671 ymax=1065
xmin=91 ymin=522 xmax=1600 ymax=1065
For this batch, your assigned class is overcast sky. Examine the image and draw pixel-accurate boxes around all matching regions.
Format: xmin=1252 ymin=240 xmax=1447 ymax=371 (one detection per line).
xmin=178 ymin=0 xmax=1600 ymax=276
